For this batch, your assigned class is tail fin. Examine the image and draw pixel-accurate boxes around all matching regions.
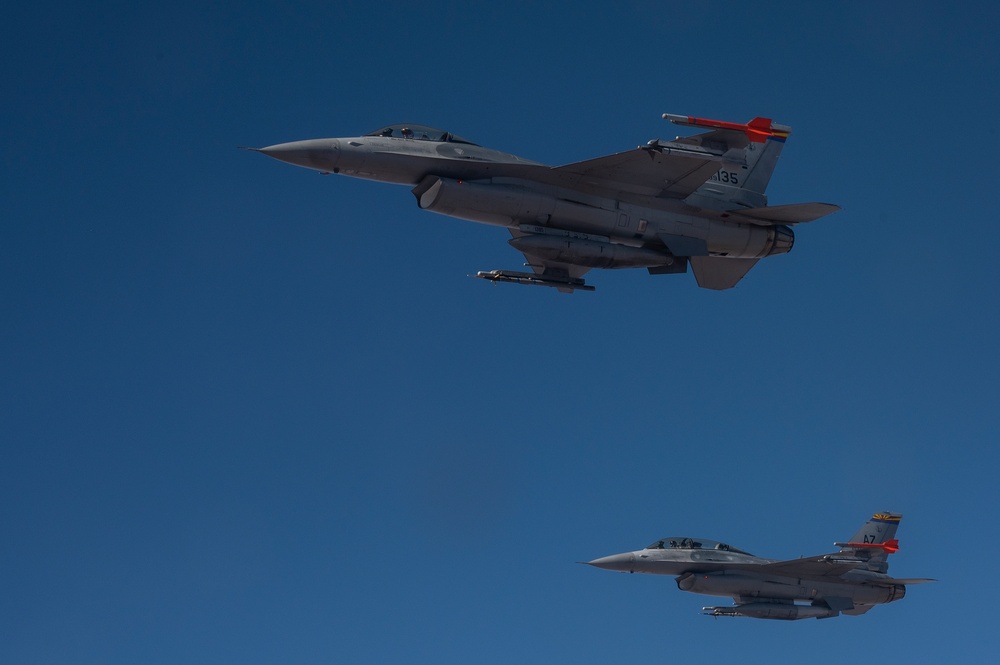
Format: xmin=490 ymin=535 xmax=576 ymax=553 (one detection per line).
xmin=738 ymin=135 xmax=786 ymax=200
xmin=833 ymin=512 xmax=903 ymax=573
xmin=664 ymin=114 xmax=790 ymax=211
xmin=843 ymin=512 xmax=902 ymax=548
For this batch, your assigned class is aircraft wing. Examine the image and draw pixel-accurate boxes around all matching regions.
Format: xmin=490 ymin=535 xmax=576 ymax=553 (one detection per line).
xmin=671 ymin=128 xmax=752 ymax=151
xmin=544 ymin=146 xmax=727 ymax=199
xmin=732 ymin=557 xmax=936 ymax=586
xmin=731 ymin=555 xmax=863 ymax=580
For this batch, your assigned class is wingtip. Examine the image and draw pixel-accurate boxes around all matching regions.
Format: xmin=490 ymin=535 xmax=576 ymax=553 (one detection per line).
xmin=661 ymin=113 xmax=792 ymax=141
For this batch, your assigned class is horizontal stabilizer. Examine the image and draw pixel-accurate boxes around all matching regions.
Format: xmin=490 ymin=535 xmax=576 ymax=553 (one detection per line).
xmin=874 ymin=577 xmax=937 ymax=586
xmin=731 ymin=202 xmax=841 ymax=225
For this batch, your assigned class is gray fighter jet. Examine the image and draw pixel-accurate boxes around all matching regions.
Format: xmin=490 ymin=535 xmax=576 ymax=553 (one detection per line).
xmin=584 ymin=512 xmax=934 ymax=620
xmin=249 ymin=113 xmax=839 ymax=292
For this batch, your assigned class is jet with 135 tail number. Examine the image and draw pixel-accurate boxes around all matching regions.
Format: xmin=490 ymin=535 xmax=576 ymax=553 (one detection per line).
xmin=247 ymin=113 xmax=839 ymax=292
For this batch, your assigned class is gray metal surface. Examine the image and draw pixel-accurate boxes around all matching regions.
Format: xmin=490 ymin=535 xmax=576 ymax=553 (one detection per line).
xmin=251 ymin=115 xmax=840 ymax=292
xmin=584 ymin=512 xmax=934 ymax=620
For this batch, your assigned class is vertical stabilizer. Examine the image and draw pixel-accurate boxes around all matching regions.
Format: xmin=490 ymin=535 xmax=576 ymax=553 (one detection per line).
xmin=740 ymin=137 xmax=786 ymax=197
xmin=835 ymin=512 xmax=903 ymax=573
xmin=687 ymin=136 xmax=787 ymax=210
xmin=846 ymin=513 xmax=901 ymax=546
xmin=664 ymin=115 xmax=790 ymax=211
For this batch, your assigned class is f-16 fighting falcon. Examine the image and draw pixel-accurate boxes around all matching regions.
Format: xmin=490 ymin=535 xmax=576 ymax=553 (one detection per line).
xmin=584 ymin=512 xmax=934 ymax=620
xmin=248 ymin=113 xmax=839 ymax=292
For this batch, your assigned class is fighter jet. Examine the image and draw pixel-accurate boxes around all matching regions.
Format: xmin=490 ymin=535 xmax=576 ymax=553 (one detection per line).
xmin=584 ymin=512 xmax=934 ymax=620
xmin=249 ymin=113 xmax=839 ymax=292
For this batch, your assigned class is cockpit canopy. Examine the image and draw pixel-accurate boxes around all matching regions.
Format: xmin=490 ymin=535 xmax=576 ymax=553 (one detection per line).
xmin=364 ymin=124 xmax=478 ymax=146
xmin=645 ymin=537 xmax=752 ymax=556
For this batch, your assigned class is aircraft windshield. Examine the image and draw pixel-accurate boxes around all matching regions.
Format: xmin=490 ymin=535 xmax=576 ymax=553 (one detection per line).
xmin=364 ymin=124 xmax=479 ymax=146
xmin=645 ymin=537 xmax=752 ymax=556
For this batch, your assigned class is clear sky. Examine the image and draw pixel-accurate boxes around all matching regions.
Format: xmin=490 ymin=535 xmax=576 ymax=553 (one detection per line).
xmin=2 ymin=1 xmax=998 ymax=663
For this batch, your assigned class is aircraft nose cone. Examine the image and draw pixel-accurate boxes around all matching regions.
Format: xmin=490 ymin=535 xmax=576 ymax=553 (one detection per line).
xmin=584 ymin=552 xmax=635 ymax=573
xmin=259 ymin=139 xmax=340 ymax=171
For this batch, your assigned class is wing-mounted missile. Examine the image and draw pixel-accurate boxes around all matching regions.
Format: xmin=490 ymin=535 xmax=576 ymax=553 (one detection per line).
xmin=703 ymin=603 xmax=839 ymax=620
xmin=833 ymin=538 xmax=900 ymax=554
xmin=663 ymin=113 xmax=792 ymax=143
xmin=473 ymin=269 xmax=595 ymax=292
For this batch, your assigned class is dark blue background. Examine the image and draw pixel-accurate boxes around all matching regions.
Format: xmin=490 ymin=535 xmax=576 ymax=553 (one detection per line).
xmin=3 ymin=2 xmax=996 ymax=662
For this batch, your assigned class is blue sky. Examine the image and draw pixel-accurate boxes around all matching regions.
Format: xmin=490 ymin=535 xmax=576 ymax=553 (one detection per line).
xmin=3 ymin=1 xmax=998 ymax=662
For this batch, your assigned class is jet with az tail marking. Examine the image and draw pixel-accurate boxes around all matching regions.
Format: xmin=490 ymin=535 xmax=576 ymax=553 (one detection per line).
xmin=584 ymin=512 xmax=934 ymax=620
xmin=248 ymin=113 xmax=839 ymax=292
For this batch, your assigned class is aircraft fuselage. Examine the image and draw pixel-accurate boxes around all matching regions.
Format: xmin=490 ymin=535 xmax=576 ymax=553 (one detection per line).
xmin=259 ymin=135 xmax=792 ymax=264
xmin=584 ymin=515 xmax=928 ymax=621
xmin=590 ymin=547 xmax=904 ymax=607
xmin=252 ymin=116 xmax=841 ymax=290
